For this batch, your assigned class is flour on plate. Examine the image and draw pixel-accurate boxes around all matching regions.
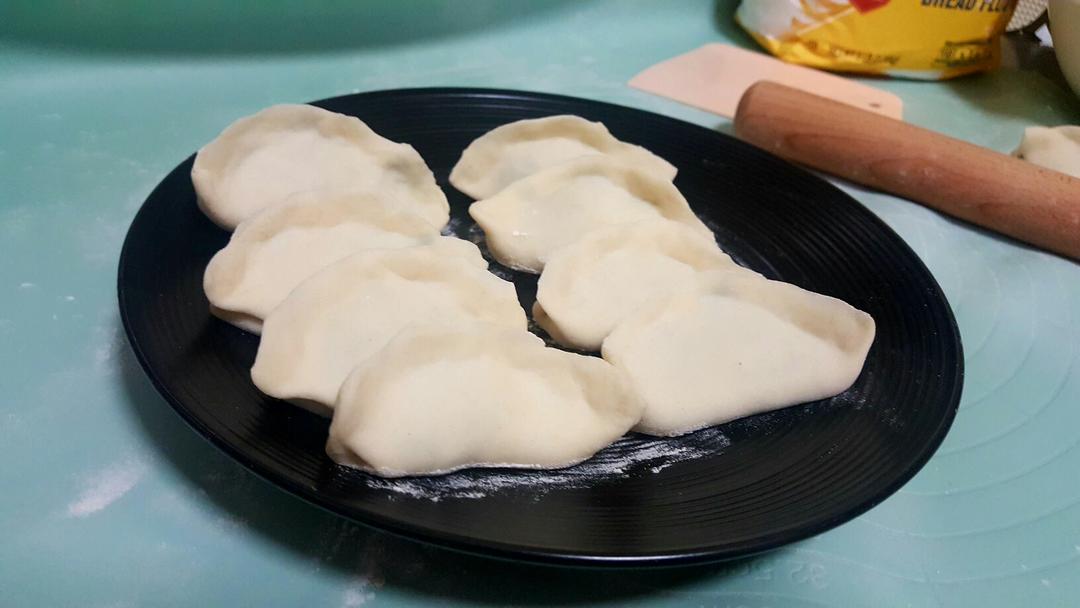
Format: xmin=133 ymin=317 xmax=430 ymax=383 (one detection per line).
xmin=362 ymin=427 xmax=729 ymax=501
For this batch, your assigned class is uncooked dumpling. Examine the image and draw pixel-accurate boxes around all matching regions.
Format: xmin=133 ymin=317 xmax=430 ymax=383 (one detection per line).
xmin=449 ymin=114 xmax=677 ymax=200
xmin=469 ymin=156 xmax=711 ymax=273
xmin=534 ymin=219 xmax=746 ymax=350
xmin=326 ymin=323 xmax=644 ymax=477
xmin=192 ymin=104 xmax=449 ymax=230
xmin=1014 ymin=125 xmax=1080 ymax=178
xmin=251 ymin=248 xmax=525 ymax=416
xmin=204 ymin=191 xmax=484 ymax=334
xmin=602 ymin=271 xmax=875 ymax=436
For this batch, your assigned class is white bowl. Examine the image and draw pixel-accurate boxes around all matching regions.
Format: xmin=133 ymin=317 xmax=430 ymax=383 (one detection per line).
xmin=1050 ymin=0 xmax=1080 ymax=98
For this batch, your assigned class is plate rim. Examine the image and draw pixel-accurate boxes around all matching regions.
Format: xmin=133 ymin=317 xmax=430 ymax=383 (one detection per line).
xmin=117 ymin=86 xmax=964 ymax=567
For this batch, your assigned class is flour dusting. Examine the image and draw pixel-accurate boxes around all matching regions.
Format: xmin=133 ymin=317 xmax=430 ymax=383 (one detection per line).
xmin=91 ymin=320 xmax=124 ymax=374
xmin=67 ymin=460 xmax=147 ymax=518
xmin=464 ymin=222 xmax=486 ymax=245
xmin=487 ymin=263 xmax=518 ymax=282
xmin=341 ymin=578 xmax=376 ymax=607
xmin=442 ymin=216 xmax=518 ymax=281
xmin=338 ymin=548 xmax=384 ymax=607
xmin=440 ymin=215 xmax=469 ymax=239
xmin=363 ymin=427 xmax=730 ymax=501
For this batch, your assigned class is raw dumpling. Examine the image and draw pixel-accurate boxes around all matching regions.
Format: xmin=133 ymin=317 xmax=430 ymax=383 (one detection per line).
xmin=192 ymin=104 xmax=449 ymax=230
xmin=468 ymin=156 xmax=711 ymax=273
xmin=326 ymin=323 xmax=644 ymax=477
xmin=602 ymin=271 xmax=876 ymax=436
xmin=1014 ymin=125 xmax=1080 ymax=178
xmin=449 ymin=115 xmax=677 ymax=200
xmin=204 ymin=191 xmax=484 ymax=334
xmin=534 ymin=219 xmax=745 ymax=350
xmin=251 ymin=248 xmax=526 ymax=416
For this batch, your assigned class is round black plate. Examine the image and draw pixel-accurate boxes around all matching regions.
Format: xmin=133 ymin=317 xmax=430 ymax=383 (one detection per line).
xmin=118 ymin=88 xmax=962 ymax=567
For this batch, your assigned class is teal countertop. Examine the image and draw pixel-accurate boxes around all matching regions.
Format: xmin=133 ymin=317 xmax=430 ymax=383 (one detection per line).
xmin=2 ymin=2 xmax=1079 ymax=606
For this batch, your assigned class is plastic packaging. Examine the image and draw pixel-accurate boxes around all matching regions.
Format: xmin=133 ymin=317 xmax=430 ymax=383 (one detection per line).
xmin=736 ymin=0 xmax=1017 ymax=80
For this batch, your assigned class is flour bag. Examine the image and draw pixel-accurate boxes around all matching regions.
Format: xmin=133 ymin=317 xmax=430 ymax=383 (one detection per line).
xmin=736 ymin=0 xmax=1017 ymax=79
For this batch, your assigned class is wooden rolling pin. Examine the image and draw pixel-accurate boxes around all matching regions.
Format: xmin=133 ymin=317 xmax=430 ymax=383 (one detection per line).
xmin=734 ymin=81 xmax=1080 ymax=260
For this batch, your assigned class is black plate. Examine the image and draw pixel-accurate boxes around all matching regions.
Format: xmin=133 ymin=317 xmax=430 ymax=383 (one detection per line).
xmin=118 ymin=88 xmax=963 ymax=567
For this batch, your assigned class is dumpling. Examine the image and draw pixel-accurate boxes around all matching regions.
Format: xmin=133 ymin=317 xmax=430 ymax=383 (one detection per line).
xmin=534 ymin=219 xmax=746 ymax=350
xmin=449 ymin=115 xmax=677 ymax=200
xmin=192 ymin=104 xmax=449 ymax=230
xmin=468 ymin=156 xmax=711 ymax=273
xmin=204 ymin=191 xmax=484 ymax=334
xmin=1014 ymin=125 xmax=1080 ymax=178
xmin=251 ymin=247 xmax=526 ymax=416
xmin=602 ymin=271 xmax=876 ymax=436
xmin=326 ymin=323 xmax=644 ymax=477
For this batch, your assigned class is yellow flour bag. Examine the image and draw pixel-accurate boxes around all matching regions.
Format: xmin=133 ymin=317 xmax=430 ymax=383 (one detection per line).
xmin=736 ymin=0 xmax=1017 ymax=79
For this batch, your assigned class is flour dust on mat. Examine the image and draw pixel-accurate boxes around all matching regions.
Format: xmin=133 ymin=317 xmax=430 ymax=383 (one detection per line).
xmin=66 ymin=459 xmax=147 ymax=518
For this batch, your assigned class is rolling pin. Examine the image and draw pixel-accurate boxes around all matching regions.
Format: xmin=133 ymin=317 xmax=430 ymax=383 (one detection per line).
xmin=734 ymin=81 xmax=1080 ymax=260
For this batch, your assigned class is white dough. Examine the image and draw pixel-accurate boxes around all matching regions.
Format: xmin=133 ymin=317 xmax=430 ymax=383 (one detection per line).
xmin=326 ymin=323 xmax=644 ymax=477
xmin=204 ymin=191 xmax=484 ymax=334
xmin=250 ymin=248 xmax=525 ymax=416
xmin=1014 ymin=125 xmax=1080 ymax=178
xmin=534 ymin=220 xmax=746 ymax=350
xmin=468 ymin=156 xmax=711 ymax=273
xmin=449 ymin=115 xmax=677 ymax=200
xmin=192 ymin=104 xmax=449 ymax=230
xmin=602 ymin=271 xmax=876 ymax=436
